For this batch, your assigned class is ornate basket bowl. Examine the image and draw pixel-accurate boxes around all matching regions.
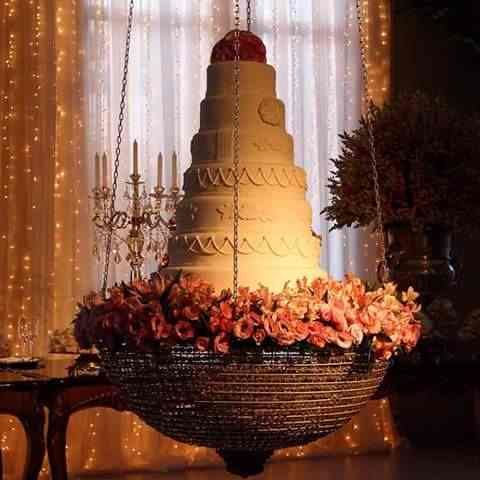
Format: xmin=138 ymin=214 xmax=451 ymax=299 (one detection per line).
xmin=101 ymin=347 xmax=387 ymax=453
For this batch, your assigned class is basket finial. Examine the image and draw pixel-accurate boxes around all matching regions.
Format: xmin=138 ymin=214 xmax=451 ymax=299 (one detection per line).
xmin=217 ymin=449 xmax=274 ymax=478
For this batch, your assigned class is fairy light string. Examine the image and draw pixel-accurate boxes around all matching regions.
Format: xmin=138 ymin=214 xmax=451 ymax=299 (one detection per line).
xmin=0 ymin=0 xmax=395 ymax=469
xmin=356 ymin=0 xmax=388 ymax=281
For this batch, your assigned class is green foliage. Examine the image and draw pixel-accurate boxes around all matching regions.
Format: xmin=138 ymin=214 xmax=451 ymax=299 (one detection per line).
xmin=322 ymin=92 xmax=480 ymax=233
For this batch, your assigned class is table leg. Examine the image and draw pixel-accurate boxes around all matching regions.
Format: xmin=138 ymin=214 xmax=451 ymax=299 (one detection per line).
xmin=18 ymin=402 xmax=46 ymax=480
xmin=47 ymin=408 xmax=68 ymax=480
xmin=45 ymin=385 xmax=124 ymax=480
xmin=0 ymin=391 xmax=45 ymax=480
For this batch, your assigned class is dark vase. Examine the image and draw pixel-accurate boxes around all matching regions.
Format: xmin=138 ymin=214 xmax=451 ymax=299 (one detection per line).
xmin=384 ymin=223 xmax=455 ymax=302
xmin=389 ymin=377 xmax=479 ymax=447
xmin=383 ymin=224 xmax=475 ymax=447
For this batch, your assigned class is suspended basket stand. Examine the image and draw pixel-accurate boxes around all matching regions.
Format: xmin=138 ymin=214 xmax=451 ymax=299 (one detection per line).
xmin=85 ymin=1 xmax=409 ymax=478
xmin=101 ymin=347 xmax=387 ymax=476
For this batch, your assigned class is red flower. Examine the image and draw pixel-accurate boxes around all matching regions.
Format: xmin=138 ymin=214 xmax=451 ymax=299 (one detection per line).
xmin=183 ymin=305 xmax=201 ymax=321
xmin=195 ymin=336 xmax=210 ymax=352
xmin=174 ymin=320 xmax=195 ymax=341
xmin=213 ymin=332 xmax=230 ymax=354
xmin=233 ymin=316 xmax=254 ymax=340
xmin=252 ymin=328 xmax=266 ymax=346
xmin=151 ymin=314 xmax=172 ymax=340
xmin=211 ymin=30 xmax=267 ymax=63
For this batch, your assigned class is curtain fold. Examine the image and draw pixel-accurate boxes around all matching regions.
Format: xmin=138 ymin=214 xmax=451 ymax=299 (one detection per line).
xmin=0 ymin=1 xmax=394 ymax=479
xmin=0 ymin=0 xmax=91 ymax=355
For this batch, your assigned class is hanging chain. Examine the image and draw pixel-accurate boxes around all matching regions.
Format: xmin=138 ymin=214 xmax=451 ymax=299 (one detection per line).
xmin=232 ymin=1 xmax=241 ymax=299
xmin=246 ymin=0 xmax=252 ymax=31
xmin=102 ymin=0 xmax=135 ymax=296
xmin=356 ymin=0 xmax=389 ymax=282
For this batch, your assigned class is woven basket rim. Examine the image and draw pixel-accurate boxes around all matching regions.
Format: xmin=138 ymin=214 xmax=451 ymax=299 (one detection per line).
xmin=99 ymin=344 xmax=389 ymax=369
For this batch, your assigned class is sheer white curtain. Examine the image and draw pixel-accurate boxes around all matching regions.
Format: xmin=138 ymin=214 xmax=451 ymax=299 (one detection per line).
xmin=85 ymin=0 xmax=377 ymax=287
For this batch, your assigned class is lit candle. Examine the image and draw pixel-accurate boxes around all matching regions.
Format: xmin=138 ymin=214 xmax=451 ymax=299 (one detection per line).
xmin=172 ymin=151 xmax=178 ymax=189
xmin=94 ymin=153 xmax=100 ymax=188
xmin=157 ymin=152 xmax=163 ymax=188
xmin=133 ymin=140 xmax=139 ymax=176
xmin=102 ymin=152 xmax=108 ymax=188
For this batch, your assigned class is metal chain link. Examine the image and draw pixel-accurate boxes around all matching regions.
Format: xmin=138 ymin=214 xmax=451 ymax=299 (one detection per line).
xmin=246 ymin=0 xmax=252 ymax=31
xmin=102 ymin=0 xmax=135 ymax=296
xmin=232 ymin=1 xmax=241 ymax=299
xmin=356 ymin=0 xmax=389 ymax=282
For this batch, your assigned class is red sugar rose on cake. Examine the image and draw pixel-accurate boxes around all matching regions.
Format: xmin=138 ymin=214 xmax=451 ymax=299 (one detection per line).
xmin=211 ymin=29 xmax=267 ymax=63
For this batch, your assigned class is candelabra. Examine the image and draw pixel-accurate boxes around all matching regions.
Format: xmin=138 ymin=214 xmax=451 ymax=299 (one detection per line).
xmin=91 ymin=141 xmax=183 ymax=281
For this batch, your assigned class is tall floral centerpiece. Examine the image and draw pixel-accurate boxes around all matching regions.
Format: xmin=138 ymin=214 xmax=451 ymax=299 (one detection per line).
xmin=75 ymin=273 xmax=421 ymax=361
xmin=74 ymin=272 xmax=421 ymax=476
xmin=322 ymin=92 xmax=480 ymax=298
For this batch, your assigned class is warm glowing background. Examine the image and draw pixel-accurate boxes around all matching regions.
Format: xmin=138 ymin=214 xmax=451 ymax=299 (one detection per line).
xmin=0 ymin=0 xmax=393 ymax=478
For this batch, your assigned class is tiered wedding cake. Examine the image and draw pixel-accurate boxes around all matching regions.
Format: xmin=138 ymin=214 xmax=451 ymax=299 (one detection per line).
xmin=166 ymin=31 xmax=324 ymax=291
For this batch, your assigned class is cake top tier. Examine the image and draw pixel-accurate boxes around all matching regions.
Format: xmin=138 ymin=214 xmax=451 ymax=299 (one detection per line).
xmin=211 ymin=30 xmax=267 ymax=64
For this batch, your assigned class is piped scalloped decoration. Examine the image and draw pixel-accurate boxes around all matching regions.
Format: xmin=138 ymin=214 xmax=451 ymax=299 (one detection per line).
xmin=172 ymin=234 xmax=319 ymax=258
xmin=185 ymin=166 xmax=306 ymax=190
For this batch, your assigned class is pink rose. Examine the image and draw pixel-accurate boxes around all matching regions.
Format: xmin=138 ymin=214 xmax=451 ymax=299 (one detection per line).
xmin=360 ymin=307 xmax=382 ymax=334
xmin=209 ymin=315 xmax=221 ymax=334
xmin=346 ymin=308 xmax=360 ymax=326
xmin=183 ymin=305 xmax=201 ymax=321
xmin=233 ymin=316 xmax=254 ymax=340
xmin=294 ymin=320 xmax=310 ymax=341
xmin=151 ymin=314 xmax=172 ymax=339
xmin=308 ymin=321 xmax=324 ymax=336
xmin=401 ymin=323 xmax=421 ymax=351
xmin=195 ymin=336 xmax=210 ymax=351
xmin=252 ymin=328 xmax=266 ymax=346
xmin=373 ymin=339 xmax=394 ymax=360
xmin=308 ymin=335 xmax=326 ymax=349
xmin=322 ymin=325 xmax=339 ymax=343
xmin=319 ymin=303 xmax=332 ymax=322
xmin=330 ymin=298 xmax=348 ymax=332
xmin=336 ymin=331 xmax=353 ymax=349
xmin=272 ymin=318 xmax=297 ymax=346
xmin=248 ymin=311 xmax=262 ymax=326
xmin=219 ymin=316 xmax=234 ymax=333
xmin=308 ymin=322 xmax=337 ymax=344
xmin=262 ymin=313 xmax=276 ymax=337
xmin=174 ymin=320 xmax=195 ymax=341
xmin=220 ymin=301 xmax=233 ymax=319
xmin=214 ymin=332 xmax=230 ymax=353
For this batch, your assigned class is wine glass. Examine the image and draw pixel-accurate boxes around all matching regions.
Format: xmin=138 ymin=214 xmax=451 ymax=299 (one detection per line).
xmin=17 ymin=316 xmax=39 ymax=359
xmin=17 ymin=316 xmax=30 ymax=358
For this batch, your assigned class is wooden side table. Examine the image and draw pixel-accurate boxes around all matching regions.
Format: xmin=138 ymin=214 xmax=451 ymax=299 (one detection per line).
xmin=44 ymin=383 xmax=125 ymax=480
xmin=0 ymin=378 xmax=46 ymax=480
xmin=0 ymin=358 xmax=124 ymax=480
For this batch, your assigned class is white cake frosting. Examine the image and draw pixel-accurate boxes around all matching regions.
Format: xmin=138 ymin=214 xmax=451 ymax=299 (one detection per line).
xmin=166 ymin=60 xmax=325 ymax=291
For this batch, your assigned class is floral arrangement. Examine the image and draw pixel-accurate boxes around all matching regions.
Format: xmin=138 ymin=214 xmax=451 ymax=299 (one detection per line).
xmin=322 ymin=92 xmax=480 ymax=233
xmin=74 ymin=272 xmax=421 ymax=361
